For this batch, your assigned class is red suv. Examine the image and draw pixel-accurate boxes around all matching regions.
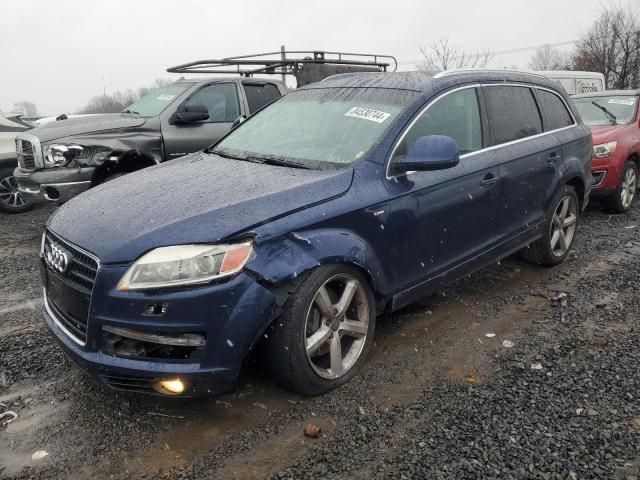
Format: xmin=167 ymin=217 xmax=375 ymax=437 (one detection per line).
xmin=573 ymin=90 xmax=640 ymax=213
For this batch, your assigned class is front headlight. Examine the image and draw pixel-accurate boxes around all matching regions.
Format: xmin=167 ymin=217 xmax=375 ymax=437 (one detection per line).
xmin=593 ymin=141 xmax=617 ymax=159
xmin=43 ymin=143 xmax=86 ymax=167
xmin=116 ymin=243 xmax=254 ymax=291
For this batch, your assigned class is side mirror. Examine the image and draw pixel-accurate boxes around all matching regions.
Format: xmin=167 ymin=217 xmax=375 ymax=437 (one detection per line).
xmin=171 ymin=104 xmax=209 ymax=124
xmin=231 ymin=115 xmax=247 ymax=130
xmin=394 ymin=135 xmax=460 ymax=173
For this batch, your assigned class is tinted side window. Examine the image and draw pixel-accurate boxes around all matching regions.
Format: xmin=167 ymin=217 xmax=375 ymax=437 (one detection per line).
xmin=184 ymin=83 xmax=239 ymax=123
xmin=484 ymin=86 xmax=542 ymax=145
xmin=393 ymin=87 xmax=482 ymax=161
xmin=244 ymin=84 xmax=281 ymax=113
xmin=536 ymin=90 xmax=574 ymax=131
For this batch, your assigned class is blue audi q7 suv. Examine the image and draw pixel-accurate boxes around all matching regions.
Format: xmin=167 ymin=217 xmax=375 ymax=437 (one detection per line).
xmin=41 ymin=71 xmax=592 ymax=397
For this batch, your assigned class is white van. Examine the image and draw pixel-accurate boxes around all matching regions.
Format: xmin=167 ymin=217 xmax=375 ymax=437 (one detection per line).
xmin=535 ymin=71 xmax=606 ymax=95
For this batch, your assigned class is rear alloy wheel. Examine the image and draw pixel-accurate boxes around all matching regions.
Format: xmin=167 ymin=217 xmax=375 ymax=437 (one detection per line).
xmin=521 ymin=185 xmax=579 ymax=266
xmin=549 ymin=195 xmax=578 ymax=258
xmin=0 ymin=169 xmax=33 ymax=214
xmin=605 ymin=161 xmax=637 ymax=213
xmin=263 ymin=265 xmax=375 ymax=396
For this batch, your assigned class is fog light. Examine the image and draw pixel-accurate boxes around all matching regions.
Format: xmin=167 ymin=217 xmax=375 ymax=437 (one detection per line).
xmin=154 ymin=378 xmax=185 ymax=395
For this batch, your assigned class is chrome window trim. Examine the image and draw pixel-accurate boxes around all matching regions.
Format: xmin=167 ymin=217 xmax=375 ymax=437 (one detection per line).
xmin=386 ymin=82 xmax=578 ymax=180
xmin=43 ymin=287 xmax=86 ymax=347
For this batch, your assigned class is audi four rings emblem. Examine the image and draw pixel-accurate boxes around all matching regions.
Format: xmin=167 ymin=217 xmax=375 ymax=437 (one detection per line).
xmin=45 ymin=242 xmax=70 ymax=273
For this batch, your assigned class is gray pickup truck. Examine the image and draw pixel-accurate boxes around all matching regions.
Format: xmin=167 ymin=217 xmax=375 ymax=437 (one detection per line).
xmin=13 ymin=78 xmax=286 ymax=206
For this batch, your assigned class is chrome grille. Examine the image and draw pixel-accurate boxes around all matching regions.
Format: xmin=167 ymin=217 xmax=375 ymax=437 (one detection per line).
xmin=16 ymin=139 xmax=36 ymax=170
xmin=44 ymin=231 xmax=99 ymax=293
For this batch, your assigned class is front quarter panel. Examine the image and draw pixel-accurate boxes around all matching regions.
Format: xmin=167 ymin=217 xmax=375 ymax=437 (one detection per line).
xmin=247 ymin=228 xmax=388 ymax=297
xmin=53 ymin=118 xmax=164 ymax=166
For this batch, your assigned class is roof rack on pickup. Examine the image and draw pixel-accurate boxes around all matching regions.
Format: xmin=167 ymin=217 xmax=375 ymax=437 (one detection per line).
xmin=166 ymin=50 xmax=397 ymax=87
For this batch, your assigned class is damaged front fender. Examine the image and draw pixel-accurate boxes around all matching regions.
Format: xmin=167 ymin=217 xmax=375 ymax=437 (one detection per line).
xmin=53 ymin=133 xmax=164 ymax=168
xmin=247 ymin=228 xmax=388 ymax=302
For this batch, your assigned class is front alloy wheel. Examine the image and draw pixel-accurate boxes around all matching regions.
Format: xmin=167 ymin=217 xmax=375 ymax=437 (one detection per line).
xmin=263 ymin=265 xmax=376 ymax=396
xmin=0 ymin=170 xmax=33 ymax=214
xmin=606 ymin=161 xmax=638 ymax=214
xmin=621 ymin=167 xmax=637 ymax=209
xmin=304 ymin=274 xmax=370 ymax=380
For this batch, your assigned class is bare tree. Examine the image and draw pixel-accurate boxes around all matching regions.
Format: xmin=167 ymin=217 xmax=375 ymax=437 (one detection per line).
xmin=529 ymin=45 xmax=568 ymax=70
xmin=78 ymin=78 xmax=174 ymax=114
xmin=571 ymin=5 xmax=640 ymax=89
xmin=136 ymin=78 xmax=174 ymax=98
xmin=13 ymin=100 xmax=38 ymax=116
xmin=418 ymin=37 xmax=493 ymax=73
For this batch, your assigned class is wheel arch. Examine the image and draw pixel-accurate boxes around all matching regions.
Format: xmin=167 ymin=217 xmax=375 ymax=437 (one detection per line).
xmin=565 ymin=176 xmax=586 ymax=209
xmin=93 ymin=150 xmax=157 ymax=184
xmin=247 ymin=229 xmax=389 ymax=309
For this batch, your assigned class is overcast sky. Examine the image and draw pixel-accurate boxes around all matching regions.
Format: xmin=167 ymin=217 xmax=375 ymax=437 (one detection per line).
xmin=0 ymin=0 xmax=624 ymax=115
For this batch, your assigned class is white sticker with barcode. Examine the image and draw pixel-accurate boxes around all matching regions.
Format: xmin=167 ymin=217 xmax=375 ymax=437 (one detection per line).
xmin=344 ymin=107 xmax=391 ymax=123
xmin=608 ymin=98 xmax=634 ymax=105
xmin=157 ymin=94 xmax=175 ymax=101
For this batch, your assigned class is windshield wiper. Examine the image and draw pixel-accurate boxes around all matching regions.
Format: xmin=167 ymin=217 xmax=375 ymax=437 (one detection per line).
xmin=209 ymin=149 xmax=262 ymax=163
xmin=591 ymin=102 xmax=617 ymax=125
xmin=246 ymin=156 xmax=311 ymax=169
xmin=121 ymin=109 xmax=140 ymax=115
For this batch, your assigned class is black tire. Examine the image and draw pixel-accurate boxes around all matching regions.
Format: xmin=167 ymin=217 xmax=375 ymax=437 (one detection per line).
xmin=263 ymin=264 xmax=376 ymax=396
xmin=521 ymin=184 xmax=579 ymax=266
xmin=0 ymin=166 xmax=33 ymax=214
xmin=604 ymin=161 xmax=637 ymax=214
xmin=102 ymin=172 xmax=127 ymax=183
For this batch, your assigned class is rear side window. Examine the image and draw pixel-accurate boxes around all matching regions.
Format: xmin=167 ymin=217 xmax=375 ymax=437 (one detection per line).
xmin=184 ymin=83 xmax=240 ymax=123
xmin=244 ymin=83 xmax=281 ymax=113
xmin=484 ymin=86 xmax=542 ymax=145
xmin=536 ymin=90 xmax=574 ymax=131
xmin=393 ymin=87 xmax=483 ymax=160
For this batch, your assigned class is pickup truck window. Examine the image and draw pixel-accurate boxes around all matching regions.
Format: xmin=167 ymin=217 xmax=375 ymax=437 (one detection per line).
xmin=214 ymin=87 xmax=419 ymax=170
xmin=122 ymin=83 xmax=192 ymax=117
xmin=184 ymin=83 xmax=240 ymax=123
xmin=244 ymin=84 xmax=281 ymax=113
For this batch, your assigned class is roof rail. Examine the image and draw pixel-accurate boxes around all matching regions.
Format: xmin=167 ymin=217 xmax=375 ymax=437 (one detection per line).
xmin=433 ymin=68 xmax=549 ymax=80
xmin=167 ymin=50 xmax=397 ymax=87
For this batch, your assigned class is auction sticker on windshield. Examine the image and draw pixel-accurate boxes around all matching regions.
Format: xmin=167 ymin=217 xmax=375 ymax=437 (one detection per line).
xmin=157 ymin=94 xmax=176 ymax=101
xmin=345 ymin=107 xmax=391 ymax=123
xmin=608 ymin=99 xmax=635 ymax=106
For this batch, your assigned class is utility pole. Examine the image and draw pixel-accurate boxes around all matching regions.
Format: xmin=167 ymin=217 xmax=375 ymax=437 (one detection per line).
xmin=280 ymin=45 xmax=286 ymax=83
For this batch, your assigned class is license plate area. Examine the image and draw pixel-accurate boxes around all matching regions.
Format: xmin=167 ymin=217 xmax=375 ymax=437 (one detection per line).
xmin=45 ymin=268 xmax=90 ymax=343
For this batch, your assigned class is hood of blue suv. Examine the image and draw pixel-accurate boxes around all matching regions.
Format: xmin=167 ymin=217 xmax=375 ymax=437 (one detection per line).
xmin=47 ymin=152 xmax=353 ymax=263
xmin=31 ymin=114 xmax=147 ymax=143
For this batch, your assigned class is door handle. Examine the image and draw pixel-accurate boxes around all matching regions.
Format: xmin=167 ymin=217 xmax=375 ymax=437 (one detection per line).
xmin=480 ymin=174 xmax=498 ymax=189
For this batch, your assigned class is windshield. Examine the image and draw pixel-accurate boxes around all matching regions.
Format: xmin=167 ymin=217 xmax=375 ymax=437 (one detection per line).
xmin=574 ymin=96 xmax=638 ymax=126
xmin=212 ymin=87 xmax=419 ymax=170
xmin=122 ymin=83 xmax=192 ymax=117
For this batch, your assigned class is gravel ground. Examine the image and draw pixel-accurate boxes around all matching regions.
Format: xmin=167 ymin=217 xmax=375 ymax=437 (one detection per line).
xmin=1 ymin=199 xmax=639 ymax=480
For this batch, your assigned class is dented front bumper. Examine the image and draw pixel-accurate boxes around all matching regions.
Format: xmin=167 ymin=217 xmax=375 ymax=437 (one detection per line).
xmin=14 ymin=166 xmax=94 ymax=203
xmin=42 ymin=264 xmax=279 ymax=397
